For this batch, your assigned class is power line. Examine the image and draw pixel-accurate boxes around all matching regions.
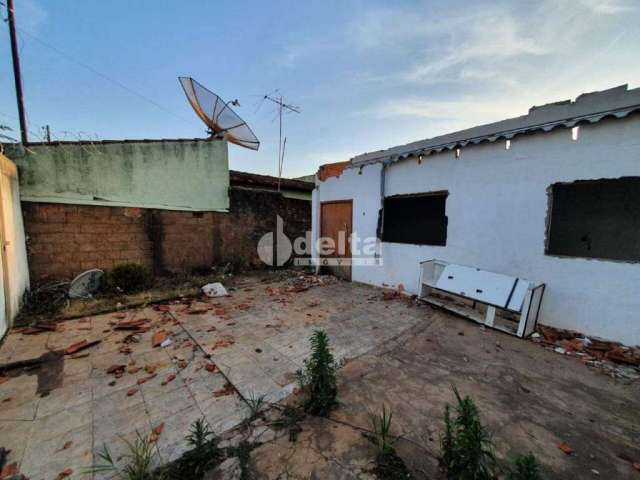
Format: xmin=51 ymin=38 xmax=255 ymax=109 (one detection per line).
xmin=14 ymin=26 xmax=192 ymax=124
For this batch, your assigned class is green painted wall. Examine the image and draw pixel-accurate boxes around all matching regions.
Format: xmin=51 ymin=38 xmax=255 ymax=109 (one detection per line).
xmin=6 ymin=139 xmax=229 ymax=211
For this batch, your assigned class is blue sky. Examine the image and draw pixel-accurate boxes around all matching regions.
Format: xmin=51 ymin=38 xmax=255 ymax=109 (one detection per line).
xmin=1 ymin=0 xmax=638 ymax=177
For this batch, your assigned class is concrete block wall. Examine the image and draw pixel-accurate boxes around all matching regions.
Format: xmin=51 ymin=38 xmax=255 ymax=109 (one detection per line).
xmin=23 ymin=187 xmax=311 ymax=282
xmin=22 ymin=203 xmax=154 ymax=280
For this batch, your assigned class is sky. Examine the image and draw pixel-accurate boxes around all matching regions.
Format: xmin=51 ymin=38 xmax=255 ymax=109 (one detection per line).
xmin=1 ymin=0 xmax=639 ymax=177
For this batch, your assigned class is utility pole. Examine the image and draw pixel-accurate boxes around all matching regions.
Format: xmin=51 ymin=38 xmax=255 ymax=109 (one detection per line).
xmin=7 ymin=0 xmax=28 ymax=145
xmin=263 ymin=94 xmax=300 ymax=190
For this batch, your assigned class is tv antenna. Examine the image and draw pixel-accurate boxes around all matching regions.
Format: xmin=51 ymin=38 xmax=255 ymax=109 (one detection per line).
xmin=263 ymin=94 xmax=300 ymax=190
xmin=178 ymin=77 xmax=260 ymax=150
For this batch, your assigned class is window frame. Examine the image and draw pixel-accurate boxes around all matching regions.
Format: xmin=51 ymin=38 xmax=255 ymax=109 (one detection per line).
xmin=380 ymin=190 xmax=449 ymax=246
xmin=544 ymin=177 xmax=640 ymax=263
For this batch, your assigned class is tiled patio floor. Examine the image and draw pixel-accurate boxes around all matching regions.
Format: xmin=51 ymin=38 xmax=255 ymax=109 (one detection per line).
xmin=0 ymin=274 xmax=425 ymax=479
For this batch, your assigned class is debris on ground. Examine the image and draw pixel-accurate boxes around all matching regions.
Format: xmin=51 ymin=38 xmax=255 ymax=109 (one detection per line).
xmin=202 ymin=282 xmax=229 ymax=298
xmin=150 ymin=423 xmax=164 ymax=443
xmin=205 ymin=363 xmax=217 ymax=373
xmin=382 ymin=289 xmax=402 ymax=301
xmin=54 ymin=467 xmax=73 ymax=479
xmin=212 ymin=337 xmax=235 ymax=351
xmin=63 ymin=339 xmax=101 ymax=355
xmin=532 ymin=325 xmax=640 ymax=380
xmin=213 ymin=382 xmax=235 ymax=398
xmin=113 ymin=318 xmax=150 ymax=332
xmin=106 ymin=364 xmax=126 ymax=376
xmin=152 ymin=330 xmax=168 ymax=348
xmin=17 ymin=323 xmax=58 ymax=335
xmin=68 ymin=268 xmax=104 ymax=299
xmin=558 ymin=442 xmax=574 ymax=455
xmin=265 ymin=274 xmax=336 ymax=298
xmin=0 ymin=461 xmax=18 ymax=478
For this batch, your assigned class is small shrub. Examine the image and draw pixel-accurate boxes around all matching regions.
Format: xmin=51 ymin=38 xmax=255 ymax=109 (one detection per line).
xmin=296 ymin=329 xmax=338 ymax=416
xmin=507 ymin=452 xmax=541 ymax=480
xmin=108 ymin=263 xmax=153 ymax=294
xmin=88 ymin=431 xmax=158 ymax=480
xmin=17 ymin=282 xmax=68 ymax=322
xmin=169 ymin=417 xmax=221 ymax=478
xmin=441 ymin=386 xmax=497 ymax=480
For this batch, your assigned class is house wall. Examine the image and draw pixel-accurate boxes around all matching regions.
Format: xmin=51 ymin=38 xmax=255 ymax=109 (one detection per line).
xmin=313 ymin=115 xmax=640 ymax=344
xmin=7 ymin=140 xmax=229 ymax=211
xmin=24 ymin=187 xmax=311 ymax=282
xmin=0 ymin=154 xmax=29 ymax=335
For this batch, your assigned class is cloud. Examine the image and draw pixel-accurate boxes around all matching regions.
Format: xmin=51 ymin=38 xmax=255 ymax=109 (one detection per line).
xmin=367 ymin=96 xmax=529 ymax=135
xmin=578 ymin=0 xmax=636 ymax=15
xmin=354 ymin=0 xmax=639 ymax=133
xmin=348 ymin=8 xmax=436 ymax=50
xmin=401 ymin=10 xmax=547 ymax=84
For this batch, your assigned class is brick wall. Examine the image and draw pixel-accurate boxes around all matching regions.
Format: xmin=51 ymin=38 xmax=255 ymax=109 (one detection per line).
xmin=22 ymin=188 xmax=311 ymax=282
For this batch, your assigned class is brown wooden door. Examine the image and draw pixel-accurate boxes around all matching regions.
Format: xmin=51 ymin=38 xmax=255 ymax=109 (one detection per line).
xmin=320 ymin=200 xmax=352 ymax=281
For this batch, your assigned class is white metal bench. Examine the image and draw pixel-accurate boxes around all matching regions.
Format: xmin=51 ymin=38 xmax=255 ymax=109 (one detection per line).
xmin=419 ymin=259 xmax=545 ymax=338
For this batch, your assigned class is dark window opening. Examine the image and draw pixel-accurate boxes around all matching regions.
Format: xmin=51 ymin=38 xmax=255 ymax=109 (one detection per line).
xmin=381 ymin=192 xmax=448 ymax=245
xmin=546 ymin=177 xmax=640 ymax=262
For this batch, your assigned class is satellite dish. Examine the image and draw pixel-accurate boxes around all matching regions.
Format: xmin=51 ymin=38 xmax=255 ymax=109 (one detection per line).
xmin=69 ymin=269 xmax=104 ymax=299
xmin=179 ymin=76 xmax=260 ymax=151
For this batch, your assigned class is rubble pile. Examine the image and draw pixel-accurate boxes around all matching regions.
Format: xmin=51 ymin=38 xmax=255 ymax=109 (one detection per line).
xmin=266 ymin=274 xmax=336 ymax=297
xmin=532 ymin=326 xmax=640 ymax=381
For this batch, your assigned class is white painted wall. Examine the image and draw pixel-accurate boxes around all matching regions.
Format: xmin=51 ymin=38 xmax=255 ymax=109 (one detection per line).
xmin=312 ymin=163 xmax=383 ymax=280
xmin=0 ymin=153 xmax=30 ymax=337
xmin=313 ymin=116 xmax=640 ymax=344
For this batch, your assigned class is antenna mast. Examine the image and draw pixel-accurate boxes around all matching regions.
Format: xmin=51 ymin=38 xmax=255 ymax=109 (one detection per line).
xmin=263 ymin=94 xmax=300 ymax=190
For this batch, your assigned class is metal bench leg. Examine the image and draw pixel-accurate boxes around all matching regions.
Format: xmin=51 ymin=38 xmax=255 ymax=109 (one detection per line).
xmin=484 ymin=306 xmax=496 ymax=327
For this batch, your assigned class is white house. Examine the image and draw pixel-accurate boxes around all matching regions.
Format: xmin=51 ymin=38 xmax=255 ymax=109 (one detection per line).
xmin=312 ymin=85 xmax=640 ymax=345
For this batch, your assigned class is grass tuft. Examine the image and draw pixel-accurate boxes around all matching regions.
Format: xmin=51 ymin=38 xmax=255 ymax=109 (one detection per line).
xmin=245 ymin=392 xmax=267 ymax=422
xmin=367 ymin=405 xmax=413 ymax=479
xmin=369 ymin=404 xmax=394 ymax=456
xmin=87 ymin=431 xmax=158 ymax=480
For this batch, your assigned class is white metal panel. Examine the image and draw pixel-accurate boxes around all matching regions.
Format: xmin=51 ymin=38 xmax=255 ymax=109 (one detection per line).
xmin=506 ymin=279 xmax=531 ymax=311
xmin=434 ymin=264 xmax=517 ymax=307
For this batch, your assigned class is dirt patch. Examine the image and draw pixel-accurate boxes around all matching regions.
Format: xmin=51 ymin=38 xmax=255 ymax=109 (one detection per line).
xmin=248 ymin=310 xmax=640 ymax=479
